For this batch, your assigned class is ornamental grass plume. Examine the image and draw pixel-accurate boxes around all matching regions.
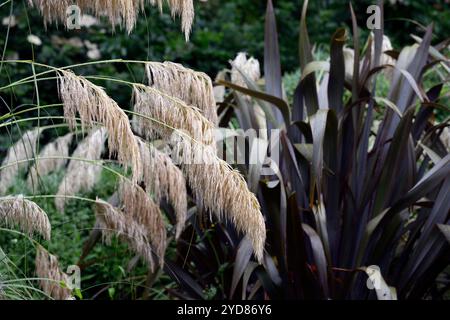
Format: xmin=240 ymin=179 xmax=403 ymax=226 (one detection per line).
xmin=145 ymin=62 xmax=217 ymax=124
xmin=27 ymin=0 xmax=194 ymax=39
xmin=170 ymin=136 xmax=266 ymax=262
xmin=27 ymin=133 xmax=74 ymax=188
xmin=132 ymin=84 xmax=215 ymax=146
xmin=58 ymin=70 xmax=142 ymax=182
xmin=230 ymin=52 xmax=267 ymax=139
xmin=137 ymin=138 xmax=187 ymax=239
xmin=231 ymin=52 xmax=261 ymax=87
xmin=118 ymin=179 xmax=167 ymax=268
xmin=55 ymin=128 xmax=107 ymax=212
xmin=213 ymin=70 xmax=226 ymax=103
xmin=35 ymin=246 xmax=73 ymax=300
xmin=95 ymin=198 xmax=155 ymax=269
xmin=0 ymin=195 xmax=51 ymax=240
xmin=0 ymin=128 xmax=40 ymax=195
xmin=163 ymin=0 xmax=195 ymax=40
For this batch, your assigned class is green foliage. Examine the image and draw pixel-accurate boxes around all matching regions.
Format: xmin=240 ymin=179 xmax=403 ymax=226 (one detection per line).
xmin=0 ymin=164 xmax=176 ymax=300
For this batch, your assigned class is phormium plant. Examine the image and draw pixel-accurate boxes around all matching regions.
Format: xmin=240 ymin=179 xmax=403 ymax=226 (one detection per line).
xmin=167 ymin=0 xmax=450 ymax=300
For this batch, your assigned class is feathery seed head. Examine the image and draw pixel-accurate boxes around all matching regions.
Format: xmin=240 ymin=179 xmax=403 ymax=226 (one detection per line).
xmin=132 ymin=84 xmax=215 ymax=147
xmin=231 ymin=52 xmax=261 ymax=87
xmin=137 ymin=139 xmax=187 ymax=239
xmin=28 ymin=0 xmax=194 ymax=40
xmin=55 ymin=128 xmax=107 ymax=212
xmin=27 ymin=132 xmax=74 ymax=189
xmin=95 ymin=198 xmax=155 ymax=269
xmin=35 ymin=246 xmax=73 ymax=300
xmin=0 ymin=195 xmax=51 ymax=240
xmin=0 ymin=128 xmax=41 ymax=195
xmin=58 ymin=70 xmax=142 ymax=182
xmin=170 ymin=137 xmax=266 ymax=262
xmin=118 ymin=179 xmax=167 ymax=267
xmin=145 ymin=62 xmax=218 ymax=125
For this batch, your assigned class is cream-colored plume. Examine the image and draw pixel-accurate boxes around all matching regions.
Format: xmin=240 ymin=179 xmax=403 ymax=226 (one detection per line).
xmin=230 ymin=53 xmax=267 ymax=138
xmin=55 ymin=128 xmax=107 ymax=212
xmin=343 ymin=47 xmax=355 ymax=82
xmin=137 ymin=139 xmax=187 ymax=239
xmin=170 ymin=136 xmax=266 ymax=262
xmin=118 ymin=179 xmax=167 ymax=267
xmin=231 ymin=52 xmax=261 ymax=87
xmin=27 ymin=133 xmax=74 ymax=189
xmin=95 ymin=198 xmax=155 ymax=269
xmin=28 ymin=0 xmax=194 ymax=39
xmin=145 ymin=62 xmax=217 ymax=124
xmin=0 ymin=128 xmax=40 ymax=195
xmin=35 ymin=246 xmax=73 ymax=300
xmin=58 ymin=70 xmax=141 ymax=182
xmin=0 ymin=195 xmax=51 ymax=240
xmin=213 ymin=70 xmax=226 ymax=103
xmin=132 ymin=84 xmax=215 ymax=146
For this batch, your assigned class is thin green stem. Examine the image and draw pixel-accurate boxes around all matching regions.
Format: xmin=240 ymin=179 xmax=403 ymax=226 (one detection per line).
xmin=0 ymin=155 xmax=128 ymax=181
xmin=0 ymin=58 xmax=153 ymax=91
xmin=0 ymin=104 xmax=63 ymax=121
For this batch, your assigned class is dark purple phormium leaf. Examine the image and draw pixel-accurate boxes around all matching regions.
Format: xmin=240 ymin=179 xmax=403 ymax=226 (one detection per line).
xmin=217 ymin=80 xmax=290 ymax=126
xmin=322 ymin=110 xmax=339 ymax=263
xmin=299 ymin=0 xmax=319 ymax=116
xmin=302 ymin=223 xmax=329 ymax=298
xmin=164 ymin=259 xmax=205 ymax=299
xmin=349 ymin=3 xmax=360 ymax=105
xmin=264 ymin=0 xmax=284 ymax=124
xmin=372 ymin=107 xmax=415 ymax=217
xmin=399 ymin=178 xmax=450 ymax=288
xmin=373 ymin=0 xmax=385 ymax=70
xmin=289 ymin=83 xmax=305 ymax=143
xmin=230 ymin=237 xmax=254 ymax=298
xmin=281 ymin=132 xmax=308 ymax=206
xmin=328 ymin=28 xmax=347 ymax=115
xmin=258 ymin=182 xmax=286 ymax=274
xmin=286 ymin=195 xmax=319 ymax=299
xmin=387 ymin=154 xmax=450 ymax=218
xmin=412 ymin=84 xmax=444 ymax=141
xmin=233 ymin=91 xmax=256 ymax=131
xmin=355 ymin=0 xmax=384 ymax=212
xmin=374 ymin=25 xmax=433 ymax=159
xmin=365 ymin=158 xmax=450 ymax=286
